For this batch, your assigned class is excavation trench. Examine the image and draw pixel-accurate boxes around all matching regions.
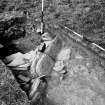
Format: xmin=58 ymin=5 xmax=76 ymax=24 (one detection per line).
xmin=1 ymin=20 xmax=105 ymax=105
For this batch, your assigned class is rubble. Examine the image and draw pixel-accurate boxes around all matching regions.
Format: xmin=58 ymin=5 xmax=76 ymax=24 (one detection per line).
xmin=18 ymin=74 xmax=30 ymax=82
xmin=53 ymin=47 xmax=71 ymax=73
xmin=57 ymin=47 xmax=71 ymax=61
xmin=4 ymin=52 xmax=23 ymax=64
xmin=9 ymin=65 xmax=29 ymax=71
xmin=23 ymin=50 xmax=36 ymax=60
xmin=30 ymin=78 xmax=41 ymax=98
xmin=44 ymin=36 xmax=63 ymax=60
xmin=30 ymin=51 xmax=43 ymax=76
xmin=29 ymin=76 xmax=47 ymax=104
xmin=2 ymin=30 xmax=61 ymax=104
xmin=4 ymin=49 xmax=38 ymax=71
xmin=53 ymin=60 xmax=65 ymax=72
xmin=7 ymin=55 xmax=29 ymax=67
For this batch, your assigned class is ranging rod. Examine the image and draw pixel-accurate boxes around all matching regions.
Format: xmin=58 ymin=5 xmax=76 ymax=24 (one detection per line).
xmin=41 ymin=0 xmax=44 ymax=34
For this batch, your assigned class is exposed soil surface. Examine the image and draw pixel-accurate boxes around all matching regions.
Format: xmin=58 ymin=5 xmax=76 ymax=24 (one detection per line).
xmin=0 ymin=0 xmax=105 ymax=105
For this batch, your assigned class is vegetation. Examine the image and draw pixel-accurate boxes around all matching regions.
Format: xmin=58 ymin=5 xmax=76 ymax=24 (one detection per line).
xmin=0 ymin=0 xmax=105 ymax=105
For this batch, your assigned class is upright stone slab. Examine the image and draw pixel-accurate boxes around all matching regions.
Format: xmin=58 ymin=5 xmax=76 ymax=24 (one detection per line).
xmin=36 ymin=54 xmax=55 ymax=77
xmin=45 ymin=36 xmax=63 ymax=61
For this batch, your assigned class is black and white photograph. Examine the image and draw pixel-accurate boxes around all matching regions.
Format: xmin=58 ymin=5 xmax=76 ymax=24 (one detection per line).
xmin=0 ymin=0 xmax=105 ymax=105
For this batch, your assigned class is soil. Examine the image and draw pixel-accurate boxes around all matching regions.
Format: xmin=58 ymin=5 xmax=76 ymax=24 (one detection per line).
xmin=0 ymin=0 xmax=105 ymax=105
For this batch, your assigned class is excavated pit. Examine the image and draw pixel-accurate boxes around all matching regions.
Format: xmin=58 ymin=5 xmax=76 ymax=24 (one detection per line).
xmin=0 ymin=13 xmax=105 ymax=105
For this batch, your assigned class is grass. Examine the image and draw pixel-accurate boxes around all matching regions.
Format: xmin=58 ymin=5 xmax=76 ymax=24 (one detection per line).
xmin=0 ymin=0 xmax=105 ymax=105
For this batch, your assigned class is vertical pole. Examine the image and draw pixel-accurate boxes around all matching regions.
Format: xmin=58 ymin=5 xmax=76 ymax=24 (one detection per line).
xmin=41 ymin=0 xmax=44 ymax=34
